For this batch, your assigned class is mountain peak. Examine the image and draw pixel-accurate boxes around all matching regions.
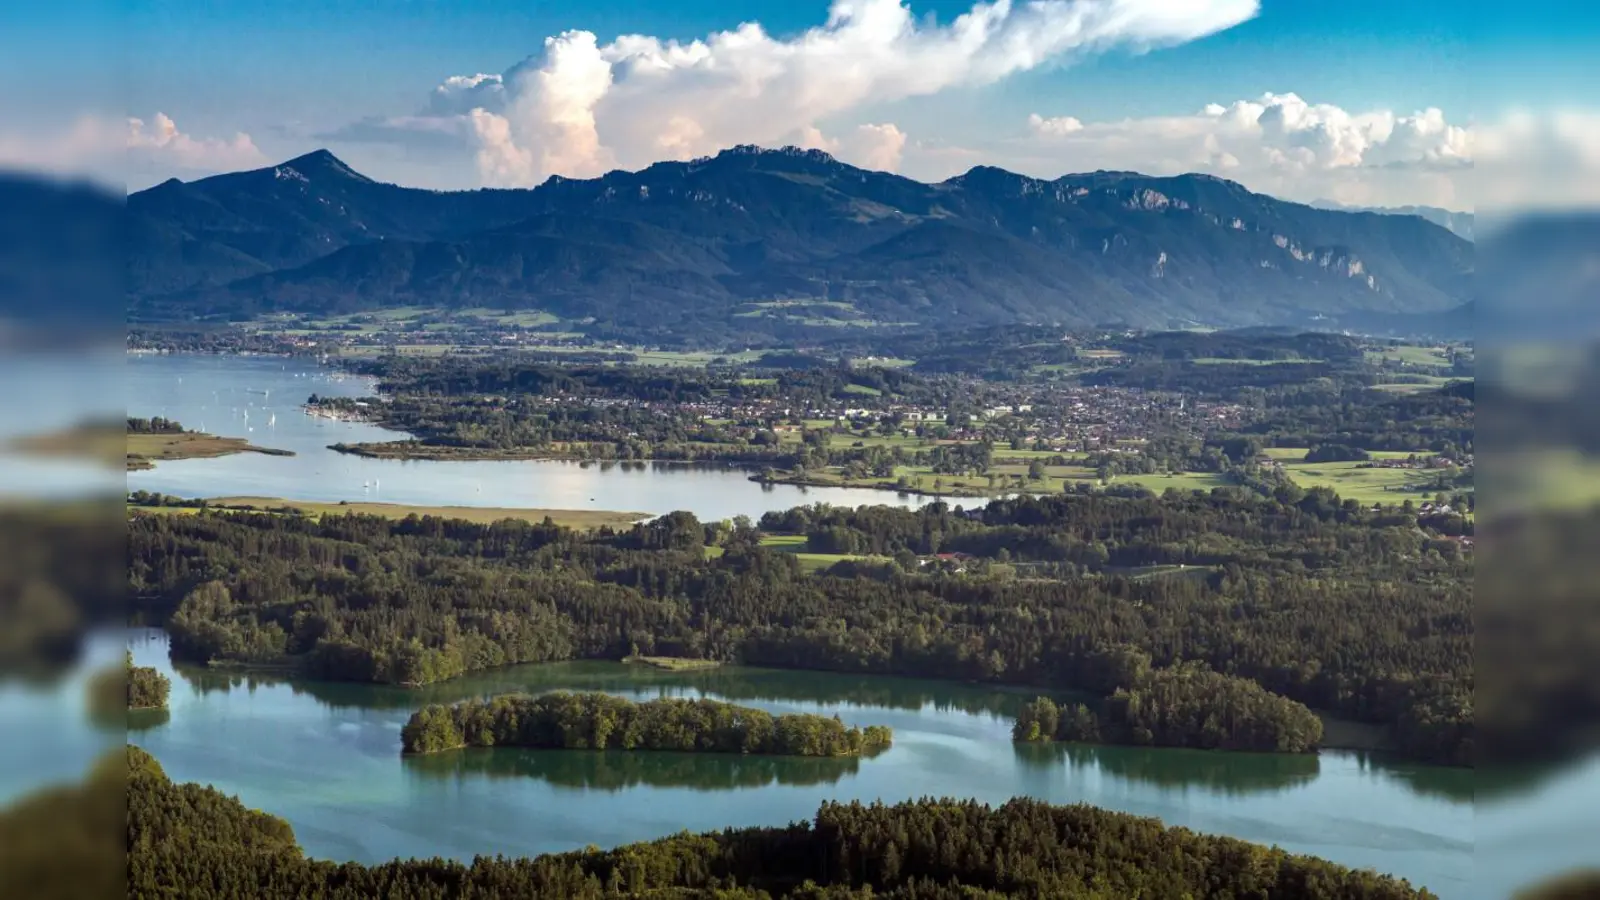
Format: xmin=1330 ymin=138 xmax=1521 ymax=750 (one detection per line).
xmin=277 ymin=149 xmax=372 ymax=183
xmin=716 ymin=144 xmax=839 ymax=165
xmin=944 ymin=165 xmax=1032 ymax=189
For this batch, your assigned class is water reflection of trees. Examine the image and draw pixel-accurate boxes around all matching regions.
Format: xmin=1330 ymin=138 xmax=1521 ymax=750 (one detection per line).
xmin=403 ymin=747 xmax=860 ymax=792
xmin=126 ymin=708 xmax=171 ymax=732
xmin=173 ymin=657 xmax=1026 ymax=721
xmin=1014 ymin=741 xmax=1320 ymax=798
xmin=1014 ymin=742 xmax=1488 ymax=804
xmin=1341 ymin=752 xmax=1472 ymax=803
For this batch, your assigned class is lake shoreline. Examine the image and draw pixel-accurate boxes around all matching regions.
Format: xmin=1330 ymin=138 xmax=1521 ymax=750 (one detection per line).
xmin=752 ymin=470 xmax=1003 ymax=499
xmin=129 ymin=496 xmax=652 ymax=530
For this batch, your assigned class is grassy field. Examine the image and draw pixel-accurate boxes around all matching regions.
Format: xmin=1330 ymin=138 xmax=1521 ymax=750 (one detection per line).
xmin=1261 ymin=448 xmax=1417 ymax=461
xmin=1264 ymin=450 xmax=1445 ymax=505
xmin=757 ymin=533 xmax=881 ymax=572
xmin=1370 ymin=375 xmax=1457 ymax=393
xmin=132 ymin=497 xmax=649 ymax=529
xmin=768 ymin=456 xmax=1229 ymax=498
xmin=1366 ymin=345 xmax=1453 ymax=369
xmin=1190 ymin=357 xmax=1323 ymax=366
xmin=451 ymin=308 xmax=559 ymax=327
xmin=124 ymin=432 xmax=293 ymax=470
xmin=1112 ymin=472 xmax=1235 ymax=493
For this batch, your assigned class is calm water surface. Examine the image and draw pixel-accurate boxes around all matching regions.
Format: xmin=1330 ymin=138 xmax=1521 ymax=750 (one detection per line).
xmin=125 ymin=353 xmax=934 ymax=520
xmin=103 ymin=631 xmax=1476 ymax=896
xmin=0 ymin=350 xmax=125 ymax=498
xmin=9 ymin=353 xmax=1593 ymax=898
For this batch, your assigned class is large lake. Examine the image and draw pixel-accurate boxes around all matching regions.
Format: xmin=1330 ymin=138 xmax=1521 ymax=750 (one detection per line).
xmin=6 ymin=351 xmax=1594 ymax=898
xmin=125 ymin=353 xmax=935 ymax=520
xmin=102 ymin=632 xmax=1473 ymax=894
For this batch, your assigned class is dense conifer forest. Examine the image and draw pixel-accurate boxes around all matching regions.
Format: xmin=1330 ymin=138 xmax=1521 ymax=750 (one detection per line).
xmin=126 ymin=486 xmax=1471 ymax=764
xmin=402 ymin=692 xmax=893 ymax=757
xmin=120 ymin=745 xmax=1437 ymax=898
xmin=1012 ymin=662 xmax=1323 ymax=753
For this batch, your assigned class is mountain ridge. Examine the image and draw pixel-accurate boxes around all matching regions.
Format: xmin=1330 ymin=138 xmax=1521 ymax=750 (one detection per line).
xmin=128 ymin=147 xmax=1473 ymax=341
xmin=1310 ymin=199 xmax=1475 ymax=241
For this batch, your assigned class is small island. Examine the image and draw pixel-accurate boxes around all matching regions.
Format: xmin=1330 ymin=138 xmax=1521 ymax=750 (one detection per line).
xmin=1013 ymin=663 xmax=1323 ymax=754
xmin=88 ymin=652 xmax=172 ymax=715
xmin=401 ymin=691 xmax=893 ymax=758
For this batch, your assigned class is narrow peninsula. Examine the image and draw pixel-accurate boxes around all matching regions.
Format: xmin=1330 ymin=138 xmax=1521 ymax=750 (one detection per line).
xmin=13 ymin=416 xmax=296 ymax=470
xmin=401 ymin=692 xmax=894 ymax=758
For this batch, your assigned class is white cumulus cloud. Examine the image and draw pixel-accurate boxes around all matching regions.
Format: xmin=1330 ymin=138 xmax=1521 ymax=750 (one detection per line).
xmin=423 ymin=0 xmax=1258 ymax=185
xmin=1009 ymin=92 xmax=1474 ymax=207
xmin=795 ymin=122 xmax=910 ymax=172
xmin=0 ymin=112 xmax=265 ymax=187
xmin=126 ymin=113 xmax=267 ymax=172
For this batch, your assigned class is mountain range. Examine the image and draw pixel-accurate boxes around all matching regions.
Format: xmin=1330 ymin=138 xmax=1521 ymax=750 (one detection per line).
xmin=1310 ymin=200 xmax=1475 ymax=242
xmin=126 ymin=146 xmax=1473 ymax=342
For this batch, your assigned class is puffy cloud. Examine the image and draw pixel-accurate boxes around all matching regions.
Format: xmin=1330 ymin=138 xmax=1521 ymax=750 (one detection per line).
xmin=848 ymin=123 xmax=910 ymax=172
xmin=412 ymin=0 xmax=1258 ymax=185
xmin=126 ymin=113 xmax=266 ymax=172
xmin=0 ymin=112 xmax=265 ymax=186
xmin=794 ymin=122 xmax=909 ymax=172
xmin=427 ymin=74 xmax=505 ymax=116
xmin=468 ymin=30 xmax=617 ymax=184
xmin=1027 ymin=113 xmax=1083 ymax=136
xmin=1005 ymin=93 xmax=1475 ymax=207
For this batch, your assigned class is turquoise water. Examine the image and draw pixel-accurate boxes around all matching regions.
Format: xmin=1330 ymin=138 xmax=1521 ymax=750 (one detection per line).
xmin=105 ymin=630 xmax=1477 ymax=896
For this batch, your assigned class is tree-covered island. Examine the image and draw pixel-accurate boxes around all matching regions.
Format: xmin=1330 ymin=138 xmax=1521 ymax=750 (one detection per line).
xmin=401 ymin=692 xmax=893 ymax=758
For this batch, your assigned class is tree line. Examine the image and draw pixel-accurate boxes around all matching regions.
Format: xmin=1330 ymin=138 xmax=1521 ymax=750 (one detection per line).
xmin=86 ymin=651 xmax=170 ymax=718
xmin=1013 ymin=659 xmax=1323 ymax=753
xmin=120 ymin=744 xmax=1437 ymax=899
xmin=126 ymin=416 xmax=186 ymax=434
xmin=127 ymin=486 xmax=1470 ymax=765
xmin=401 ymin=691 xmax=892 ymax=758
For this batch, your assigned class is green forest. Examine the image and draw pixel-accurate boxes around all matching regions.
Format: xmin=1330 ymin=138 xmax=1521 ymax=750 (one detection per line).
xmin=118 ymin=745 xmax=1436 ymax=899
xmin=86 ymin=651 xmax=170 ymax=717
xmin=126 ymin=485 xmax=1471 ymax=765
xmin=1013 ymin=661 xmax=1324 ymax=753
xmin=402 ymin=691 xmax=893 ymax=757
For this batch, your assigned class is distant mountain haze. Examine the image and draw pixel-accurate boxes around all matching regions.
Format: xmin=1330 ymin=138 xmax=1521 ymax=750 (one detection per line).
xmin=125 ymin=147 xmax=1473 ymax=337
xmin=1310 ymin=199 xmax=1474 ymax=242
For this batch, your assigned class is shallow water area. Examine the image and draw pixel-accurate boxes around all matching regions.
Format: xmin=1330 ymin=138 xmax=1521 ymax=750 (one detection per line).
xmin=103 ymin=630 xmax=1480 ymax=895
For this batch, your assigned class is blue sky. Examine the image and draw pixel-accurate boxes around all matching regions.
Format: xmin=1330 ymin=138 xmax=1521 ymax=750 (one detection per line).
xmin=7 ymin=1 xmax=1599 ymax=205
